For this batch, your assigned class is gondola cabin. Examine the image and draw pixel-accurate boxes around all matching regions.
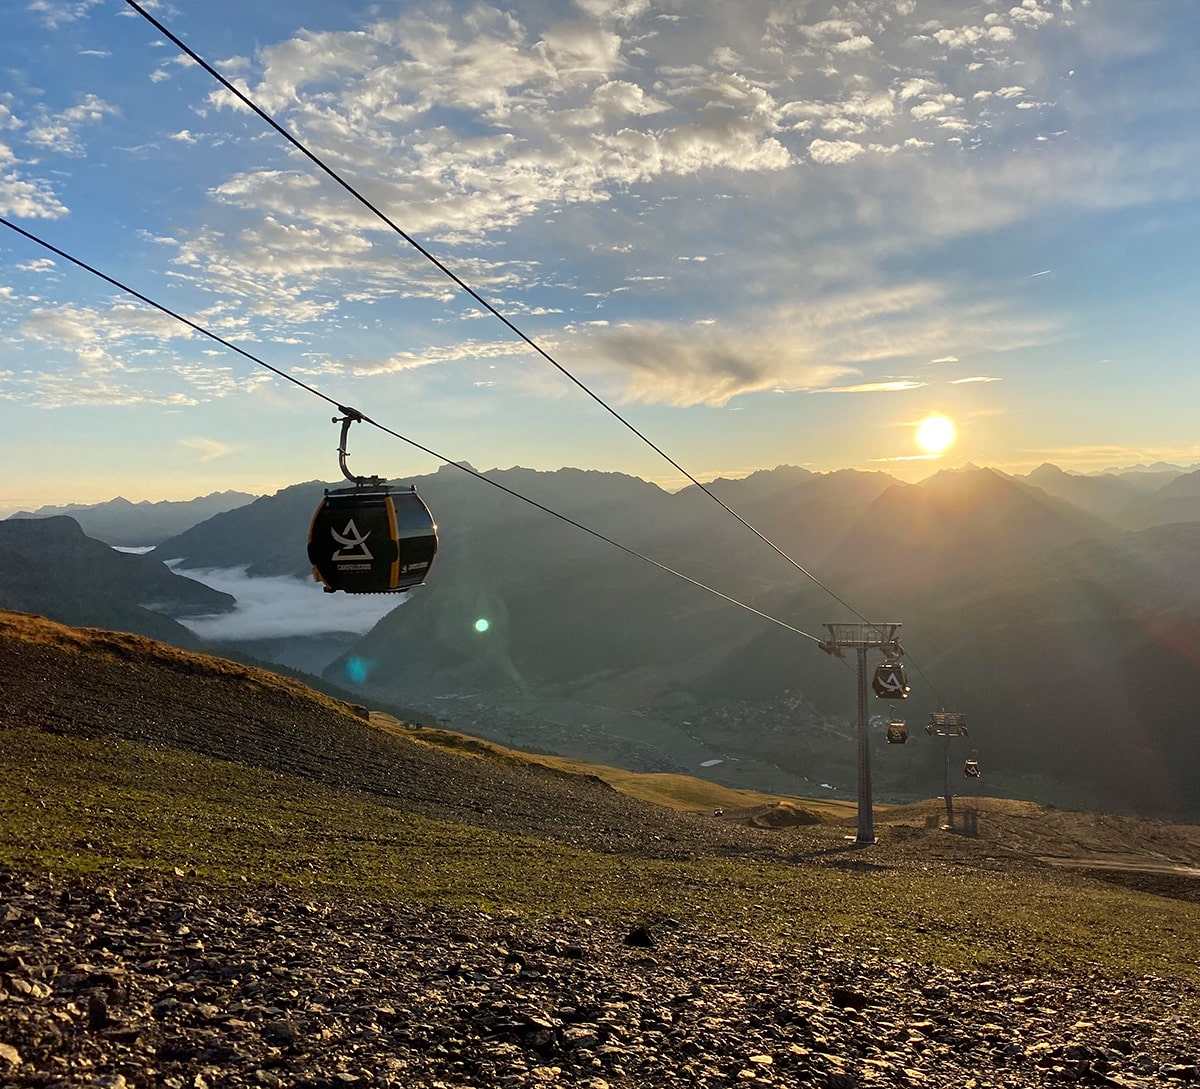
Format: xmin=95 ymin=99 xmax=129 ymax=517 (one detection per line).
xmin=872 ymin=659 xmax=911 ymax=699
xmin=308 ymin=484 xmax=437 ymax=594
xmin=885 ymin=720 xmax=908 ymax=744
xmin=963 ymin=759 xmax=981 ymax=778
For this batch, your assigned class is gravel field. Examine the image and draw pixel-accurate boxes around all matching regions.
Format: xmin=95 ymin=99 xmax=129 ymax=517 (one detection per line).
xmin=4 ymin=867 xmax=1199 ymax=1089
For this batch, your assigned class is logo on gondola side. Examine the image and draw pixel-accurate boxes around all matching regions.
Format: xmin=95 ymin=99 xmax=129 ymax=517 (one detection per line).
xmin=330 ymin=518 xmax=373 ymax=561
xmin=872 ymin=661 xmax=910 ymax=698
xmin=876 ymin=670 xmax=903 ymax=693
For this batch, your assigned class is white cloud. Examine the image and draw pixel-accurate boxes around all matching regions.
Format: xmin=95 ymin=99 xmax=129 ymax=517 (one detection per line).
xmin=0 ymin=145 xmax=69 ymax=218
xmin=800 ymin=19 xmax=863 ymax=43
xmin=28 ymin=0 xmax=104 ymax=29
xmin=898 ymin=78 xmax=942 ymax=101
xmin=179 ymin=436 xmax=236 ymax=461
xmin=171 ymin=363 xmax=273 ymax=398
xmin=19 ymin=373 xmax=199 ymax=410
xmin=1010 ymin=1 xmax=1055 ymax=29
xmin=832 ymin=35 xmax=874 ymax=54
xmin=813 ymin=380 xmax=925 ymax=394
xmin=298 ymin=338 xmax=531 ymax=378
xmin=27 ymin=94 xmax=118 ymax=156
xmin=176 ymin=565 xmax=404 ymax=640
xmin=809 ymin=138 xmax=866 ymax=165
xmin=21 ymin=303 xmax=190 ymax=346
xmin=910 ymin=100 xmax=947 ymax=120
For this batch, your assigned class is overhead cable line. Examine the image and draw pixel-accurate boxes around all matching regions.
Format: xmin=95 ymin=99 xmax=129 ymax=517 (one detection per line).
xmin=905 ymin=655 xmax=947 ymax=711
xmin=121 ymin=0 xmax=874 ymax=629
xmin=0 ymin=214 xmax=822 ymax=646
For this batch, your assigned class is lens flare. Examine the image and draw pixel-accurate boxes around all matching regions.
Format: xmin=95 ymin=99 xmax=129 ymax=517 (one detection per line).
xmin=474 ymin=618 xmax=490 ymax=633
xmin=345 ymin=656 xmax=370 ymax=684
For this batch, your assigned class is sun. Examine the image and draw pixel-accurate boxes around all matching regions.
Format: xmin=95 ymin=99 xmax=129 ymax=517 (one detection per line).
xmin=915 ymin=414 xmax=956 ymax=455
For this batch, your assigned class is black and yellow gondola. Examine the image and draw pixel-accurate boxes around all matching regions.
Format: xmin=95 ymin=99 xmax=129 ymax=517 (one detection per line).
xmin=307 ymin=410 xmax=438 ymax=594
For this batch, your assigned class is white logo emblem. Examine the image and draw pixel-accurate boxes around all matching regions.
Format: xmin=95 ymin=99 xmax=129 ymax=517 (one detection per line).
xmin=331 ymin=519 xmax=373 ymax=561
xmin=878 ymin=670 xmax=903 ymax=693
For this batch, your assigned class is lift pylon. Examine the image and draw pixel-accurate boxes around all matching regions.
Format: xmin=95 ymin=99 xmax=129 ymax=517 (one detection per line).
xmin=819 ymin=623 xmax=904 ymax=846
xmin=925 ymin=711 xmax=969 ymax=830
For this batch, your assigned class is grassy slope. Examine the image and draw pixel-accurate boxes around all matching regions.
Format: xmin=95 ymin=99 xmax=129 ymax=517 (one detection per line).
xmin=370 ymin=712 xmax=856 ymax=817
xmin=2 ymin=609 xmax=1199 ymax=997
xmin=5 ymin=723 xmax=1200 ymax=988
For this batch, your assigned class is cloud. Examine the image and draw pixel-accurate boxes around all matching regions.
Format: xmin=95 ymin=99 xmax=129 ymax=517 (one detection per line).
xmin=813 ymin=380 xmax=925 ymax=394
xmin=178 ymin=437 xmax=236 ymax=461
xmin=307 ymin=338 xmax=531 ymax=377
xmin=3 ymin=0 xmax=1163 ymax=433
xmin=171 ymin=363 xmax=273 ymax=398
xmin=28 ymin=0 xmax=104 ymax=29
xmin=12 ymin=301 xmax=272 ymax=407
xmin=64 ymin=0 xmax=1099 ymax=380
xmin=21 ymin=303 xmax=192 ymax=346
xmin=529 ymin=272 xmax=1057 ymax=407
xmin=174 ymin=565 xmax=404 ymax=640
xmin=0 ymin=153 xmax=69 ymax=218
xmin=557 ymin=321 xmax=850 ymax=406
xmin=190 ymin=15 xmax=787 ymax=247
xmin=27 ymin=94 xmax=119 ymax=156
xmin=808 ymin=138 xmax=866 ymax=165
xmin=950 ymin=375 xmax=1001 ymax=384
xmin=17 ymin=373 xmax=199 ymax=410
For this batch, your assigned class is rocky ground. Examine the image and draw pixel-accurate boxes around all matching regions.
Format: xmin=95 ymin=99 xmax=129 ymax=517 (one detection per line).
xmin=3 ymin=867 xmax=1199 ymax=1089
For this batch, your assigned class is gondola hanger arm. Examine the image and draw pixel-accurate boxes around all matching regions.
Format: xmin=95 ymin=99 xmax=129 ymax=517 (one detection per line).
xmin=334 ymin=407 xmax=385 ymax=486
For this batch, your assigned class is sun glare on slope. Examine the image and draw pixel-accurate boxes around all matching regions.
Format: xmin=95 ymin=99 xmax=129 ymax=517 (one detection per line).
xmin=915 ymin=415 xmax=956 ymax=455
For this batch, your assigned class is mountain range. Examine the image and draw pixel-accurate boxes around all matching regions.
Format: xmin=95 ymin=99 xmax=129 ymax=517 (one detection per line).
xmin=7 ymin=461 xmax=1200 ymax=818
xmin=6 ymin=490 xmax=254 ymax=546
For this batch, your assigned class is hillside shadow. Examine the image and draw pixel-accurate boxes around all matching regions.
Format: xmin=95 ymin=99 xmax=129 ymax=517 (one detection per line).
xmin=788 ymin=842 xmax=893 ymax=871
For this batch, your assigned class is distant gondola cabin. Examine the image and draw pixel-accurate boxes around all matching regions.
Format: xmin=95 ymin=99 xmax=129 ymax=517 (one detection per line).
xmin=885 ymin=721 xmax=908 ymax=744
xmin=872 ymin=659 xmax=911 ymax=699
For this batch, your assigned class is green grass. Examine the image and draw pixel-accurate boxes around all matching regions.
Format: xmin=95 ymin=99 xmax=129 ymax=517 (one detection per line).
xmin=3 ymin=725 xmax=1200 ymax=995
xmin=374 ymin=714 xmax=856 ymax=817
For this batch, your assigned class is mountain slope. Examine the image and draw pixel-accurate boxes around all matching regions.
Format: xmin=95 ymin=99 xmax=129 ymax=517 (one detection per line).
xmin=1018 ymin=463 xmax=1146 ymax=521
xmin=0 ymin=610 xmax=760 ymax=859
xmin=0 ymin=517 xmax=235 ymax=646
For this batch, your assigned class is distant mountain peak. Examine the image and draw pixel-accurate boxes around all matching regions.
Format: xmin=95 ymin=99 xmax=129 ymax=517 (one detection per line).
xmin=1028 ymin=463 xmax=1073 ymax=480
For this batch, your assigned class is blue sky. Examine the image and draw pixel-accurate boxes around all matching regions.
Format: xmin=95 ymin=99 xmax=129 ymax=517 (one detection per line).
xmin=2 ymin=0 xmax=1198 ymax=514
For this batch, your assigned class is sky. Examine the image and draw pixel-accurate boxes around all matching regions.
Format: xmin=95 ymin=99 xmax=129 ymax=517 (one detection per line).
xmin=2 ymin=0 xmax=1199 ymax=515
